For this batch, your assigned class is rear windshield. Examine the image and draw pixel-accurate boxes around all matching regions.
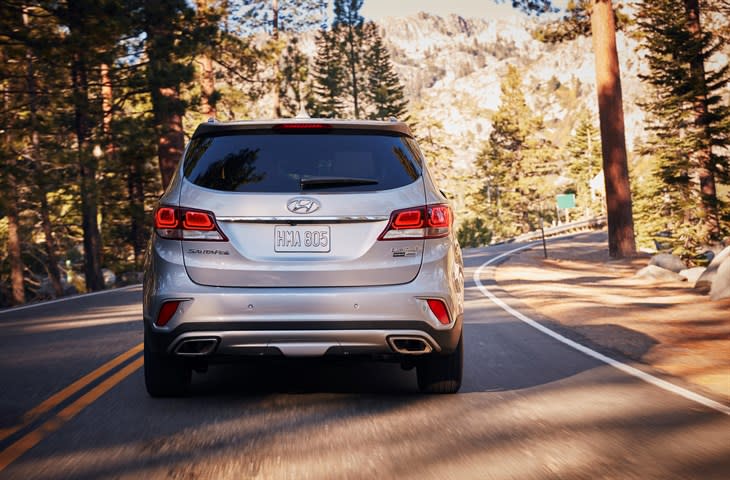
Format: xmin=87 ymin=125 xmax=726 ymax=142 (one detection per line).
xmin=183 ymin=130 xmax=423 ymax=193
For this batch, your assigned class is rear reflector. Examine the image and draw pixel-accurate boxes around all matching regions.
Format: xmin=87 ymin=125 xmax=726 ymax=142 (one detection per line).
xmin=426 ymin=299 xmax=452 ymax=325
xmin=379 ymin=204 xmax=452 ymax=240
xmin=154 ymin=206 xmax=227 ymax=241
xmin=156 ymin=301 xmax=181 ymax=327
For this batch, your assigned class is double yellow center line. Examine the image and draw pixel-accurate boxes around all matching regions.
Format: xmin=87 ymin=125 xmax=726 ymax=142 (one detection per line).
xmin=0 ymin=342 xmax=145 ymax=471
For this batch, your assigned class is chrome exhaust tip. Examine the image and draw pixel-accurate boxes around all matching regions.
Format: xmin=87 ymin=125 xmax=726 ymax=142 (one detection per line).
xmin=388 ymin=336 xmax=433 ymax=355
xmin=174 ymin=338 xmax=219 ymax=356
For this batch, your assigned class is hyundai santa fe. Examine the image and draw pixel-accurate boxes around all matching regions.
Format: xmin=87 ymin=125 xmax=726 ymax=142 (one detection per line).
xmin=143 ymin=118 xmax=465 ymax=396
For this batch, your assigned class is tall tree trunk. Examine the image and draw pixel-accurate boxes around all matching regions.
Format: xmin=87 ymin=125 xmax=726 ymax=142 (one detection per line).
xmin=38 ymin=192 xmax=64 ymax=296
xmin=145 ymin=0 xmax=187 ymax=191
xmin=127 ymin=157 xmax=146 ymax=267
xmin=4 ymin=130 xmax=26 ymax=305
xmin=68 ymin=0 xmax=104 ymax=291
xmin=197 ymin=0 xmax=217 ymax=119
xmin=591 ymin=0 xmax=636 ymax=258
xmin=153 ymin=85 xmax=185 ymax=190
xmin=71 ymin=52 xmax=104 ymax=291
xmin=1 ymin=40 xmax=26 ymax=305
xmin=201 ymin=54 xmax=216 ymax=118
xmin=6 ymin=196 xmax=25 ymax=305
xmin=25 ymin=9 xmax=64 ymax=297
xmin=104 ymin=61 xmax=144 ymax=267
xmin=347 ymin=23 xmax=360 ymax=119
xmin=272 ymin=0 xmax=281 ymax=118
xmin=684 ymin=0 xmax=720 ymax=241
xmin=2 ymin=29 xmax=25 ymax=305
xmin=101 ymin=63 xmax=116 ymax=156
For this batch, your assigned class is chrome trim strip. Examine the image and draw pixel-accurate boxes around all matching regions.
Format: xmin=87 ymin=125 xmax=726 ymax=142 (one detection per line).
xmin=217 ymin=215 xmax=388 ymax=224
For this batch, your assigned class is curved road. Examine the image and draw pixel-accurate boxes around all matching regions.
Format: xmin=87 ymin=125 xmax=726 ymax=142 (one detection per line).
xmin=0 ymin=242 xmax=728 ymax=479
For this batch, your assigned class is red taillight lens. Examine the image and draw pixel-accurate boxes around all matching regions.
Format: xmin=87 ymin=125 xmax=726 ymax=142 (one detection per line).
xmin=183 ymin=211 xmax=215 ymax=230
xmin=428 ymin=205 xmax=450 ymax=228
xmin=379 ymin=204 xmax=452 ymax=240
xmin=393 ymin=209 xmax=423 ymax=228
xmin=154 ymin=206 xmax=227 ymax=241
xmin=156 ymin=300 xmax=181 ymax=327
xmin=155 ymin=207 xmax=178 ymax=229
xmin=427 ymin=299 xmax=451 ymax=325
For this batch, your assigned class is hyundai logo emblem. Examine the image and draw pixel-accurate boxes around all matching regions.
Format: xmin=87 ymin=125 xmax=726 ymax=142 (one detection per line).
xmin=287 ymin=197 xmax=321 ymax=214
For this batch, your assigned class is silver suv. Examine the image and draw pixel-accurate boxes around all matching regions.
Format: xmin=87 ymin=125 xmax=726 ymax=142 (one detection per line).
xmin=143 ymin=119 xmax=464 ymax=396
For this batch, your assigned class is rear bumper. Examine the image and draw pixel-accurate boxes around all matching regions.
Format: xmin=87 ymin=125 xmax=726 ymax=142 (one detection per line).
xmin=145 ymin=317 xmax=463 ymax=358
xmin=143 ymin=236 xmax=464 ymax=359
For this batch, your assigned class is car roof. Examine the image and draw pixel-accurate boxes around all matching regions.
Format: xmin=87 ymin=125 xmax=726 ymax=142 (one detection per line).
xmin=191 ymin=118 xmax=413 ymax=139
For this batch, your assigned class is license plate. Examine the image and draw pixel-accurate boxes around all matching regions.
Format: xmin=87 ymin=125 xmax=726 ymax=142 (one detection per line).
xmin=274 ymin=225 xmax=331 ymax=252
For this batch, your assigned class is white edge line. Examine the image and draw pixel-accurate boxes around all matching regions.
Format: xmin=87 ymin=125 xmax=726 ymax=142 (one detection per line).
xmin=474 ymin=243 xmax=730 ymax=416
xmin=0 ymin=284 xmax=143 ymax=316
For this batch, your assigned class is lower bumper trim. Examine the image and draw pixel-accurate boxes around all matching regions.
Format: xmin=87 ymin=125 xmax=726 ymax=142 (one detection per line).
xmin=167 ymin=329 xmax=440 ymax=357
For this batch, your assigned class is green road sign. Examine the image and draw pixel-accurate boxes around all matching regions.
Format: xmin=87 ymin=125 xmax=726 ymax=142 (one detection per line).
xmin=556 ymin=193 xmax=576 ymax=209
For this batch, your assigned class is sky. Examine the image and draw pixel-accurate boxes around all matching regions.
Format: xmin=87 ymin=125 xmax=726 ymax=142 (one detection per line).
xmin=360 ymin=0 xmax=570 ymax=22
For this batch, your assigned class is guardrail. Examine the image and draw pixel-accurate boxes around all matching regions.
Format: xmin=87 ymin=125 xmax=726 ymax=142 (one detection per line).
xmin=514 ymin=216 xmax=607 ymax=243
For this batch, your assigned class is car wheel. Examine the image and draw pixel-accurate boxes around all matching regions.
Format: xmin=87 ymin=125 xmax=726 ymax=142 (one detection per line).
xmin=144 ymin=332 xmax=191 ymax=397
xmin=416 ymin=333 xmax=463 ymax=394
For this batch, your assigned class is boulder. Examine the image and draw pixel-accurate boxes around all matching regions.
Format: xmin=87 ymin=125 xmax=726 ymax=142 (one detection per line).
xmin=695 ymin=245 xmax=730 ymax=291
xmin=709 ymin=257 xmax=730 ymax=301
xmin=678 ymin=267 xmax=706 ymax=288
xmin=102 ymin=268 xmax=117 ymax=288
xmin=635 ymin=265 xmax=687 ymax=283
xmin=649 ymin=253 xmax=686 ymax=273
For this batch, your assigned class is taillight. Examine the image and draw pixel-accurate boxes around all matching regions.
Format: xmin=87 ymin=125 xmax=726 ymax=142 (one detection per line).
xmin=183 ymin=211 xmax=215 ymax=230
xmin=155 ymin=300 xmax=181 ymax=327
xmin=154 ymin=206 xmax=227 ymax=241
xmin=273 ymin=123 xmax=332 ymax=130
xmin=379 ymin=204 xmax=452 ymax=240
xmin=426 ymin=299 xmax=452 ymax=325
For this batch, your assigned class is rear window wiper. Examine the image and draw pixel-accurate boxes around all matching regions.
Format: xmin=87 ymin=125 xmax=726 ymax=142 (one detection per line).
xmin=300 ymin=176 xmax=379 ymax=189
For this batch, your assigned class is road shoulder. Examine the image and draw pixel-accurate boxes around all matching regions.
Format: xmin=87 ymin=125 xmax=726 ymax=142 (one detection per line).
xmin=493 ymin=231 xmax=730 ymax=402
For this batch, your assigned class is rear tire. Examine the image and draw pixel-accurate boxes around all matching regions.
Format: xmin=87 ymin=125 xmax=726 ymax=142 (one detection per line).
xmin=417 ymin=333 xmax=463 ymax=394
xmin=144 ymin=332 xmax=191 ymax=397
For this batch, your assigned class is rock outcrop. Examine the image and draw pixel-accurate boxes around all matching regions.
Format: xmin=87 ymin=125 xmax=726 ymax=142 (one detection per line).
xmin=635 ymin=265 xmax=687 ymax=284
xmin=709 ymin=253 xmax=730 ymax=301
xmin=649 ymin=253 xmax=686 ymax=273
xmin=696 ymin=246 xmax=730 ymax=291
xmin=679 ymin=267 xmax=706 ymax=288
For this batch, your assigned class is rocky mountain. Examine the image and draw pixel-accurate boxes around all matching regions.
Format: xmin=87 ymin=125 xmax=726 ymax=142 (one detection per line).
xmin=376 ymin=12 xmax=649 ymax=170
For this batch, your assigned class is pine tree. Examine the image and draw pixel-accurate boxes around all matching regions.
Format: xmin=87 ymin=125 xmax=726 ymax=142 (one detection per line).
xmin=236 ymin=0 xmax=327 ymax=34
xmin=236 ymin=1 xmax=325 ymax=118
xmin=195 ymin=0 xmax=223 ymax=119
xmin=636 ymin=0 xmax=729 ymax=251
xmin=512 ymin=0 xmax=636 ymax=257
xmin=363 ymin=23 xmax=408 ymax=120
xmin=409 ymin=110 xmax=454 ymax=189
xmin=144 ymin=0 xmax=198 ymax=190
xmin=279 ymin=37 xmax=310 ymax=116
xmin=309 ymin=29 xmax=346 ymax=118
xmin=475 ymin=65 xmax=558 ymax=239
xmin=565 ymin=112 xmax=603 ymax=215
xmin=333 ymin=0 xmax=365 ymax=118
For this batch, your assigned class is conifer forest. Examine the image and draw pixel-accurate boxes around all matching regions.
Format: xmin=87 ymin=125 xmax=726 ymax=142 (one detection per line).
xmin=1 ymin=0 xmax=729 ymax=306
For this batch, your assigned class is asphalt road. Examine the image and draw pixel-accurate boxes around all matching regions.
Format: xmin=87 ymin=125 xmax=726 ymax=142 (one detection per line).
xmin=0 ymin=242 xmax=728 ymax=479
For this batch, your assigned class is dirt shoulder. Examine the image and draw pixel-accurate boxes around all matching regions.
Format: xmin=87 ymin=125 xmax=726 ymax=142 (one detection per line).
xmin=494 ymin=231 xmax=730 ymax=402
